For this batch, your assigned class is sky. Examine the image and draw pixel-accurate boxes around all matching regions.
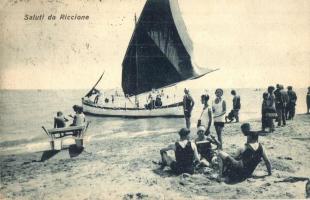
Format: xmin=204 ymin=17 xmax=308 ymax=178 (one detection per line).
xmin=0 ymin=0 xmax=309 ymax=90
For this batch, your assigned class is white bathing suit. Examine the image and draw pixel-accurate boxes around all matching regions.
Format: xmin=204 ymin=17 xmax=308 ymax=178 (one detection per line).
xmin=213 ymin=99 xmax=225 ymax=123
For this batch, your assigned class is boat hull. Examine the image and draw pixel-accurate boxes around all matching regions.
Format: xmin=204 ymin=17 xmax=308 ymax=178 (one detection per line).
xmin=82 ymin=99 xmax=184 ymax=118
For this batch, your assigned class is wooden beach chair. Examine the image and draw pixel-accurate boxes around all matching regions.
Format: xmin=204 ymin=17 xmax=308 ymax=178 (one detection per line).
xmin=42 ymin=121 xmax=90 ymax=150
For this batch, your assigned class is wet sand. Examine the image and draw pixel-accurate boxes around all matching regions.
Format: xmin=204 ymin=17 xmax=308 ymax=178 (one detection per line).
xmin=1 ymin=114 xmax=310 ymax=199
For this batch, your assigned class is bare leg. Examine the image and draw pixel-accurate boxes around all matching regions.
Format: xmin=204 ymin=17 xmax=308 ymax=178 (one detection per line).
xmin=217 ymin=151 xmax=230 ymax=177
xmin=215 ymin=126 xmax=223 ymax=149
xmin=199 ymin=158 xmax=210 ymax=167
xmin=185 ymin=117 xmax=191 ymax=129
xmin=160 ymin=151 xmax=174 ymax=166
xmin=268 ymin=118 xmax=274 ymax=132
xmin=235 ymin=111 xmax=239 ymax=122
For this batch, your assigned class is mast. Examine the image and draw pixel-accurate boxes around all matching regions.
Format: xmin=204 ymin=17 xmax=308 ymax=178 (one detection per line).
xmin=134 ymin=13 xmax=139 ymax=107
xmin=135 ymin=13 xmax=138 ymax=96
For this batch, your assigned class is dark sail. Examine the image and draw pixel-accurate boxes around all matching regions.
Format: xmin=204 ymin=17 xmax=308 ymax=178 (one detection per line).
xmin=122 ymin=0 xmax=213 ymax=96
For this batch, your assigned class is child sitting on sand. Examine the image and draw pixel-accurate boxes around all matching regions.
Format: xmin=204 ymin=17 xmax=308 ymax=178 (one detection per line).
xmin=217 ymin=123 xmax=272 ymax=182
xmin=195 ymin=126 xmax=220 ymax=167
xmin=159 ymin=128 xmax=201 ymax=175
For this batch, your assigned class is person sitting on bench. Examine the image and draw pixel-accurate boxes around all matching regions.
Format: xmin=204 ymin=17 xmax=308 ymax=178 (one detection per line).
xmin=54 ymin=111 xmax=69 ymax=128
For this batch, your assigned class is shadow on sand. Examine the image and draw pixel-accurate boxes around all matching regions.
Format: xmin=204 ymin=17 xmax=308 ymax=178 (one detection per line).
xmin=68 ymin=144 xmax=84 ymax=158
xmin=39 ymin=145 xmax=84 ymax=161
xmin=152 ymin=167 xmax=176 ymax=178
xmin=40 ymin=150 xmax=61 ymax=161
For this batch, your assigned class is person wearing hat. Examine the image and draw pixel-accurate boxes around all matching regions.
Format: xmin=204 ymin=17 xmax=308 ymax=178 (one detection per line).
xmin=195 ymin=126 xmax=220 ymax=167
xmin=183 ymin=88 xmax=195 ymax=129
xmin=159 ymin=128 xmax=200 ymax=175
xmin=212 ymin=88 xmax=226 ymax=149
xmin=286 ymin=86 xmax=297 ymax=120
xmin=217 ymin=123 xmax=272 ymax=182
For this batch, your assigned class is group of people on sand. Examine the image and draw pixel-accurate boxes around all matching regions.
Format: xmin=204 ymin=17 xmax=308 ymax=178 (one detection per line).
xmin=182 ymin=88 xmax=240 ymax=150
xmin=159 ymin=123 xmax=272 ymax=183
xmin=158 ymin=86 xmax=310 ymax=182
xmin=54 ymin=105 xmax=86 ymax=128
xmin=261 ymin=84 xmax=298 ymax=133
xmin=159 ymin=88 xmax=273 ymax=182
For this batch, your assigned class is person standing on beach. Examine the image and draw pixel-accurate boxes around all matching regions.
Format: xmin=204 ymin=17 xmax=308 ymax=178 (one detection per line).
xmin=198 ymin=94 xmax=212 ymax=135
xmin=274 ymin=84 xmax=287 ymax=126
xmin=231 ymin=90 xmax=241 ymax=122
xmin=159 ymin=128 xmax=200 ymax=175
xmin=265 ymin=86 xmax=276 ymax=133
xmin=183 ymin=88 xmax=195 ymax=129
xmin=212 ymin=88 xmax=226 ymax=150
xmin=307 ymin=87 xmax=310 ymax=114
xmin=261 ymin=92 xmax=269 ymax=132
xmin=286 ymin=86 xmax=297 ymax=120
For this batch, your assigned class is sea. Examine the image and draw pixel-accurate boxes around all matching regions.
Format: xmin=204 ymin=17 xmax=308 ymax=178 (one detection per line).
xmin=0 ymin=88 xmax=308 ymax=155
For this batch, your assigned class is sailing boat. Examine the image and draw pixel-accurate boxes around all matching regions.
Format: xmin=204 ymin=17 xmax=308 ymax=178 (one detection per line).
xmin=82 ymin=0 xmax=216 ymax=118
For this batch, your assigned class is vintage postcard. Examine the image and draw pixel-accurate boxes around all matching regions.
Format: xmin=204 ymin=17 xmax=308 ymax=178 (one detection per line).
xmin=0 ymin=0 xmax=309 ymax=199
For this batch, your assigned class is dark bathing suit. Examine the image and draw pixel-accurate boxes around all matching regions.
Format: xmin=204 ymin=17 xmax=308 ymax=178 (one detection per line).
xmin=223 ymin=143 xmax=263 ymax=181
xmin=170 ymin=141 xmax=194 ymax=175
xmin=183 ymin=95 xmax=193 ymax=118
xmin=196 ymin=141 xmax=214 ymax=163
xmin=54 ymin=117 xmax=66 ymax=128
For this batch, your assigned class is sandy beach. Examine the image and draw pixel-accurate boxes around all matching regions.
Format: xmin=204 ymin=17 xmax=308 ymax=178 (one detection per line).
xmin=1 ymin=114 xmax=309 ymax=199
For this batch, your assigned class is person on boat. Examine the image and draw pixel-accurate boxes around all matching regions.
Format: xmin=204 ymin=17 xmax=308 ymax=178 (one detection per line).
xmin=146 ymin=93 xmax=155 ymax=109
xmin=183 ymin=88 xmax=195 ymax=129
xmin=160 ymin=89 xmax=164 ymax=98
xmin=86 ymin=88 xmax=100 ymax=98
xmin=146 ymin=89 xmax=157 ymax=109
xmin=195 ymin=126 xmax=220 ymax=167
xmin=70 ymin=105 xmax=86 ymax=126
xmin=155 ymin=95 xmax=163 ymax=107
xmin=134 ymin=96 xmax=139 ymax=108
xmin=212 ymin=88 xmax=226 ymax=150
xmin=159 ymin=128 xmax=201 ymax=175
xmin=286 ymin=86 xmax=297 ymax=120
xmin=225 ymin=90 xmax=241 ymax=123
xmin=54 ymin=111 xmax=69 ymax=128
xmin=198 ymin=94 xmax=212 ymax=135
xmin=265 ymin=86 xmax=276 ymax=133
xmin=307 ymin=87 xmax=310 ymax=114
xmin=94 ymin=91 xmax=103 ymax=104
xmin=217 ymin=123 xmax=272 ymax=182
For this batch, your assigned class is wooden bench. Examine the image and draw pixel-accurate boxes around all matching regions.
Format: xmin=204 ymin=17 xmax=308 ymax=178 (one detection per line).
xmin=42 ymin=121 xmax=90 ymax=150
